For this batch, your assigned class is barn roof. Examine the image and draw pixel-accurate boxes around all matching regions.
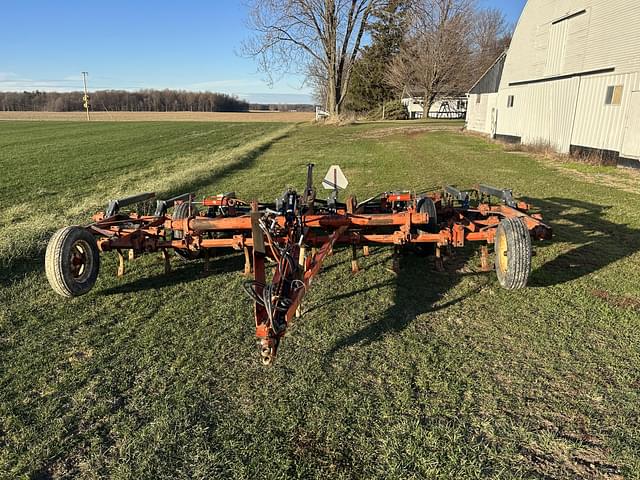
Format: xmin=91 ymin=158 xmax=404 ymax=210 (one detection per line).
xmin=469 ymin=51 xmax=507 ymax=95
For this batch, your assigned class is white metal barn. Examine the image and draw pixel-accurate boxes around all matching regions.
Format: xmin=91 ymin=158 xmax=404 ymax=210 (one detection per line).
xmin=466 ymin=0 xmax=640 ymax=168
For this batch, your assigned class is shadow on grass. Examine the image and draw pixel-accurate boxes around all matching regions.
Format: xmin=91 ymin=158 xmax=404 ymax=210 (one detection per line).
xmin=159 ymin=129 xmax=291 ymax=199
xmin=0 ymin=257 xmax=42 ymax=286
xmin=327 ymin=250 xmax=484 ymax=356
xmin=527 ymin=197 xmax=640 ymax=287
xmin=99 ymin=253 xmax=245 ymax=295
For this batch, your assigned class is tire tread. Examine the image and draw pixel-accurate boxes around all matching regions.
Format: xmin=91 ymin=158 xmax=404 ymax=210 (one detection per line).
xmin=45 ymin=226 xmax=100 ymax=297
xmin=495 ymin=217 xmax=532 ymax=290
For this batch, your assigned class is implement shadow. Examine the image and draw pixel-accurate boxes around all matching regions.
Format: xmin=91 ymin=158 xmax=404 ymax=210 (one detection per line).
xmin=526 ymin=197 xmax=640 ymax=287
xmin=99 ymin=253 xmax=245 ymax=296
xmin=159 ymin=129 xmax=291 ymax=199
xmin=327 ymin=250 xmax=485 ymax=357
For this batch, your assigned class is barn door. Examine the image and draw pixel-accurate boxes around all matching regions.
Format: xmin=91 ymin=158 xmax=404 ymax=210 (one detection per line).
xmin=621 ymin=92 xmax=640 ymax=160
xmin=490 ymin=108 xmax=498 ymax=139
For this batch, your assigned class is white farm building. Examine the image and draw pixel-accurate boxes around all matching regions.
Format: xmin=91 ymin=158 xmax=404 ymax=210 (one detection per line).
xmin=466 ymin=0 xmax=640 ymax=168
xmin=402 ymin=91 xmax=468 ymax=120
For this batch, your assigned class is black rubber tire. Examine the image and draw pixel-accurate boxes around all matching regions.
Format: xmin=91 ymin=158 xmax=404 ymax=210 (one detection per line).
xmin=172 ymin=203 xmax=200 ymax=260
xmin=494 ymin=217 xmax=532 ymax=290
xmin=416 ymin=197 xmax=438 ymax=255
xmin=172 ymin=203 xmax=197 ymax=240
xmin=45 ymin=226 xmax=100 ymax=298
xmin=417 ymin=197 xmax=438 ymax=234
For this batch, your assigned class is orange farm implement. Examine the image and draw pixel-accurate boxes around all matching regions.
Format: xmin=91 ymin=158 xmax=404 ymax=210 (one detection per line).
xmin=45 ymin=165 xmax=552 ymax=365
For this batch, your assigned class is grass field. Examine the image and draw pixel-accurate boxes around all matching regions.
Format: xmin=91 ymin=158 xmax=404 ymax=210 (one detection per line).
xmin=1 ymin=120 xmax=640 ymax=479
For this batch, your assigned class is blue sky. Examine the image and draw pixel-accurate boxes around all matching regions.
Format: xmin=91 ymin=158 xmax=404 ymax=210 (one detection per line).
xmin=0 ymin=0 xmax=526 ymax=103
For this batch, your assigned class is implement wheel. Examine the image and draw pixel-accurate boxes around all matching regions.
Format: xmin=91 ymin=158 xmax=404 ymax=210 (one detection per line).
xmin=494 ymin=217 xmax=532 ymax=290
xmin=417 ymin=197 xmax=438 ymax=233
xmin=45 ymin=227 xmax=100 ymax=298
xmin=172 ymin=203 xmax=201 ymax=260
xmin=416 ymin=197 xmax=438 ymax=255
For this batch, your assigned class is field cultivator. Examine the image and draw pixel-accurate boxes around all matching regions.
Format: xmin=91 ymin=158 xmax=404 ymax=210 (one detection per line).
xmin=45 ymin=165 xmax=552 ymax=365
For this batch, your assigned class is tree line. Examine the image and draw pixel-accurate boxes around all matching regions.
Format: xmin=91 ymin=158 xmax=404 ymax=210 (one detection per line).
xmin=244 ymin=0 xmax=511 ymax=117
xmin=0 ymin=90 xmax=250 ymax=112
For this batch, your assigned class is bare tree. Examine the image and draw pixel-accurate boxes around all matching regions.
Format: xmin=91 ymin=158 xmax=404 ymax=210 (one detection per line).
xmin=386 ymin=0 xmax=476 ymax=112
xmin=243 ymin=0 xmax=385 ymax=116
xmin=471 ymin=8 xmax=510 ymax=79
xmin=386 ymin=0 xmax=511 ymax=112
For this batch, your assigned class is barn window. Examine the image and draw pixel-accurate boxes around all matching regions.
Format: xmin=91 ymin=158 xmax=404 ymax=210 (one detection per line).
xmin=605 ymin=85 xmax=623 ymax=106
xmin=507 ymin=95 xmax=515 ymax=108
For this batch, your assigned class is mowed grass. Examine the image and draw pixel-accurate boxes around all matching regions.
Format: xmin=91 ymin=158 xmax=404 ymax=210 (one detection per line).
xmin=1 ymin=121 xmax=640 ymax=479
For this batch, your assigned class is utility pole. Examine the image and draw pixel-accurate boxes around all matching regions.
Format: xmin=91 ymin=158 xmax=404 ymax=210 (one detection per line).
xmin=81 ymin=72 xmax=91 ymax=121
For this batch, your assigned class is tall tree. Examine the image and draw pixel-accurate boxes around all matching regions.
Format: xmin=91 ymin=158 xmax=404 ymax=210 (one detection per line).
xmin=243 ymin=0 xmax=386 ymax=116
xmin=470 ymin=8 xmax=510 ymax=80
xmin=386 ymin=0 xmax=477 ymax=113
xmin=384 ymin=0 xmax=509 ymax=113
xmin=345 ymin=0 xmax=409 ymax=112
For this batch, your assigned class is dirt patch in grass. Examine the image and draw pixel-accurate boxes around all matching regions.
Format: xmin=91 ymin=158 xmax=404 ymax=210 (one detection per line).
xmin=592 ymin=289 xmax=640 ymax=312
xmin=521 ymin=443 xmax=623 ymax=480
xmin=541 ymin=161 xmax=640 ymax=196
xmin=357 ymin=125 xmax=462 ymax=139
xmin=519 ymin=410 xmax=624 ymax=479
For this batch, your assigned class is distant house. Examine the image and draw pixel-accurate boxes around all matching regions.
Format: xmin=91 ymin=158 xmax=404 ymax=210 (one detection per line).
xmin=401 ymin=89 xmax=468 ymax=119
xmin=466 ymin=0 xmax=640 ymax=168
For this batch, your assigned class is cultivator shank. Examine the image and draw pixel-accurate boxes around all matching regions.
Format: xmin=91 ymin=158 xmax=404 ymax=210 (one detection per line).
xmin=46 ymin=165 xmax=552 ymax=364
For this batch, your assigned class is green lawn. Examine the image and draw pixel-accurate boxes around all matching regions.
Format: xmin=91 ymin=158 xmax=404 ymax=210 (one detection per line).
xmin=1 ymin=121 xmax=639 ymax=479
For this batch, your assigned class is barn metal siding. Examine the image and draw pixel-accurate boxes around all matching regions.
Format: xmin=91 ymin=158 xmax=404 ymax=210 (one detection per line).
xmin=549 ymin=78 xmax=582 ymax=153
xmin=532 ymin=23 xmax=551 ymax=77
xmin=501 ymin=0 xmax=640 ymax=89
xmin=583 ymin=1 xmax=640 ymax=74
xmin=563 ymin=9 xmax=590 ymax=72
xmin=484 ymin=94 xmax=499 ymax=136
xmin=466 ymin=95 xmax=488 ymax=132
xmin=465 ymin=93 xmax=499 ymax=134
xmin=545 ymin=20 xmax=569 ymax=76
xmin=621 ymin=92 xmax=640 ymax=160
xmin=571 ymin=72 xmax=640 ymax=151
xmin=495 ymin=77 xmax=580 ymax=153
xmin=466 ymin=52 xmax=505 ymax=132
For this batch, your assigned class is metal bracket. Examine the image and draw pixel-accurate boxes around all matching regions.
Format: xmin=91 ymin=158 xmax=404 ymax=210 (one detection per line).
xmin=444 ymin=185 xmax=469 ymax=202
xmin=106 ymin=192 xmax=156 ymax=218
xmin=154 ymin=192 xmax=193 ymax=217
xmin=478 ymin=184 xmax=517 ymax=208
xmin=250 ymin=212 xmax=266 ymax=254
xmin=444 ymin=185 xmax=471 ymax=208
